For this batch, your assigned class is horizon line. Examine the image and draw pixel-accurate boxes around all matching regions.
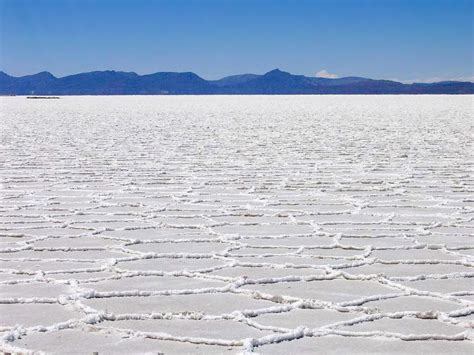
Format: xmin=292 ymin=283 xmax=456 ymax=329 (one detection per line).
xmin=2 ymin=68 xmax=474 ymax=85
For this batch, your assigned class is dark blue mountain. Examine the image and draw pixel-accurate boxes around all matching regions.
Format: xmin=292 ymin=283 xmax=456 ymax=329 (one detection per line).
xmin=140 ymin=72 xmax=214 ymax=94
xmin=210 ymin=74 xmax=260 ymax=87
xmin=1 ymin=69 xmax=472 ymax=95
xmin=54 ymin=71 xmax=139 ymax=95
xmin=0 ymin=71 xmax=57 ymax=95
xmin=221 ymin=69 xmax=320 ymax=94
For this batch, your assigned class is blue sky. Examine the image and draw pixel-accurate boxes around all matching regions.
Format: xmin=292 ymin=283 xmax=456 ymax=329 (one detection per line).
xmin=1 ymin=0 xmax=473 ymax=81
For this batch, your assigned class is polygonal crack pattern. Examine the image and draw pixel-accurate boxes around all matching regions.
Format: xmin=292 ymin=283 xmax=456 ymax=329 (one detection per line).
xmin=0 ymin=96 xmax=473 ymax=354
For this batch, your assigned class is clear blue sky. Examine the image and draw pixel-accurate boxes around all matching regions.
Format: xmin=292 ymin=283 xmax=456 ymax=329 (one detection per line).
xmin=1 ymin=0 xmax=473 ymax=81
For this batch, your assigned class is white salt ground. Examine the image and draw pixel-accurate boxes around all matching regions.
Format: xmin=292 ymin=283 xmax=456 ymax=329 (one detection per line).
xmin=0 ymin=95 xmax=472 ymax=354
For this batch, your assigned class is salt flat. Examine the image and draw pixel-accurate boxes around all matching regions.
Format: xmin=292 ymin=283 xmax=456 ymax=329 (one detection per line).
xmin=0 ymin=95 xmax=473 ymax=354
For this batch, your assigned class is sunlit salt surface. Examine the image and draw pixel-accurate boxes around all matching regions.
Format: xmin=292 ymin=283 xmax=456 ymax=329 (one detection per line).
xmin=0 ymin=95 xmax=473 ymax=354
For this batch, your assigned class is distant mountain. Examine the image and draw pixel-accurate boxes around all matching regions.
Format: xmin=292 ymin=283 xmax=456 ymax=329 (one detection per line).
xmin=1 ymin=69 xmax=472 ymax=95
xmin=210 ymin=74 xmax=260 ymax=87
xmin=221 ymin=69 xmax=322 ymax=94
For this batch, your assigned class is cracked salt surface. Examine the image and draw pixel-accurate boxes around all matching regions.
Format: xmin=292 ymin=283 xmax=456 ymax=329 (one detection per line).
xmin=0 ymin=95 xmax=473 ymax=354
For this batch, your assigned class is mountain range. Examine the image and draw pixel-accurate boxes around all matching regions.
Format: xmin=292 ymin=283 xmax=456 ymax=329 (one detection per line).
xmin=1 ymin=69 xmax=473 ymax=95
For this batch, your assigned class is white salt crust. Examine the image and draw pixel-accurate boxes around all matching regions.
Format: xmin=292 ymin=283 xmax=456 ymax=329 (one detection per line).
xmin=0 ymin=95 xmax=473 ymax=354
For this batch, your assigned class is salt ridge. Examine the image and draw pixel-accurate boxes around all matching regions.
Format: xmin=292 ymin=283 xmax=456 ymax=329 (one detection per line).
xmin=0 ymin=96 xmax=472 ymax=353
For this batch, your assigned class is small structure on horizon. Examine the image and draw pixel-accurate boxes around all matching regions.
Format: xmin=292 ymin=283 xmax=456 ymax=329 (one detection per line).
xmin=27 ymin=96 xmax=60 ymax=99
